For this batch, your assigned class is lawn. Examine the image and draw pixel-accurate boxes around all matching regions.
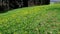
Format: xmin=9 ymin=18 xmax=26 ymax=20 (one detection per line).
xmin=0 ymin=4 xmax=60 ymax=34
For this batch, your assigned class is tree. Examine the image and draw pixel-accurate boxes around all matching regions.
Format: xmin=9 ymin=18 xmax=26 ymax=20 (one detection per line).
xmin=0 ymin=0 xmax=50 ymax=12
xmin=41 ymin=0 xmax=50 ymax=5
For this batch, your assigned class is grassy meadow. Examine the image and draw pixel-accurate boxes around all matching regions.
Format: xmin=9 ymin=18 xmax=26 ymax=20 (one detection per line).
xmin=0 ymin=4 xmax=60 ymax=34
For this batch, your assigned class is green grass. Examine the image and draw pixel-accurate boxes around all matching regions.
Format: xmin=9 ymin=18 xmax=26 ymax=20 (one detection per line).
xmin=0 ymin=4 xmax=60 ymax=34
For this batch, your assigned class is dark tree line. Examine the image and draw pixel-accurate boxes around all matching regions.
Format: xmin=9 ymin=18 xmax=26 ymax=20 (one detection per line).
xmin=0 ymin=0 xmax=50 ymax=12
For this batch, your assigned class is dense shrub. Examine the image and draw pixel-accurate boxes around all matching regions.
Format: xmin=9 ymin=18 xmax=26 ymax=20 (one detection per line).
xmin=0 ymin=4 xmax=60 ymax=34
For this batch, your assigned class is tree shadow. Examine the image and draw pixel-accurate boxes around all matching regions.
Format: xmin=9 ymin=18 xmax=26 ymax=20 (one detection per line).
xmin=0 ymin=11 xmax=8 ymax=13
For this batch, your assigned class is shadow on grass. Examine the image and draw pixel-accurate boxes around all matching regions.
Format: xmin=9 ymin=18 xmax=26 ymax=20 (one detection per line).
xmin=0 ymin=10 xmax=9 ymax=14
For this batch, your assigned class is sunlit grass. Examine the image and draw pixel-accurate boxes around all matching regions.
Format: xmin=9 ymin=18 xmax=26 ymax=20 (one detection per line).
xmin=0 ymin=4 xmax=60 ymax=34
